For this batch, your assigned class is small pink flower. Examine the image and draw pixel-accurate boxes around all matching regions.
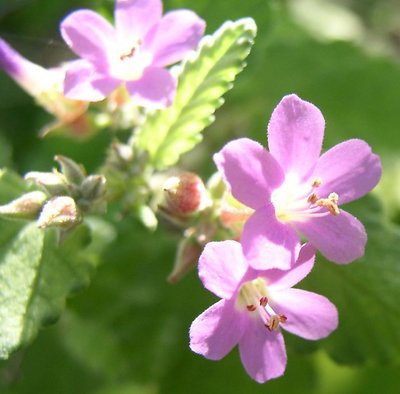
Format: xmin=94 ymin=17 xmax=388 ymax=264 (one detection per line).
xmin=189 ymin=241 xmax=338 ymax=383
xmin=60 ymin=0 xmax=205 ymax=108
xmin=0 ymin=37 xmax=87 ymax=126
xmin=214 ymin=94 xmax=382 ymax=269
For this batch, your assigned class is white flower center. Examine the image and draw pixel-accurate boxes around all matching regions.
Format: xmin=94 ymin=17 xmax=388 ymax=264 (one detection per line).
xmin=271 ymin=173 xmax=340 ymax=223
xmin=237 ymin=278 xmax=287 ymax=331
xmin=109 ymin=38 xmax=152 ymax=81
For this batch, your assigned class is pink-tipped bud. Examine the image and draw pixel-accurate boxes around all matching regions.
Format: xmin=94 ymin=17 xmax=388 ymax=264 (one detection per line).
xmin=163 ymin=173 xmax=209 ymax=217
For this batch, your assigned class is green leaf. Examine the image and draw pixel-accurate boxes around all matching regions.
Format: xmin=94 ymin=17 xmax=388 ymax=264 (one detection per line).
xmin=0 ymin=169 xmax=95 ymax=359
xmin=303 ymin=196 xmax=400 ymax=365
xmin=135 ymin=18 xmax=257 ymax=170
xmin=0 ymin=169 xmax=27 ymax=204
xmin=0 ymin=222 xmax=93 ymax=360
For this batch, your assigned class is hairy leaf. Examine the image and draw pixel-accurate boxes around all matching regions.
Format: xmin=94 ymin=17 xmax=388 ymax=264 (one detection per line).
xmin=135 ymin=18 xmax=257 ymax=169
xmin=0 ymin=170 xmax=94 ymax=359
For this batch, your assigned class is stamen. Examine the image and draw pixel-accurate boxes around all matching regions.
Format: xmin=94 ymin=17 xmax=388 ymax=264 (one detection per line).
xmin=311 ymin=177 xmax=322 ymax=188
xmin=259 ymin=296 xmax=268 ymax=307
xmin=265 ymin=315 xmax=280 ymax=331
xmin=120 ymin=47 xmax=135 ymax=61
xmin=265 ymin=314 xmax=287 ymax=331
xmin=315 ymin=192 xmax=340 ymax=216
xmin=279 ymin=314 xmax=287 ymax=323
xmin=307 ymin=193 xmax=318 ymax=204
xmin=272 ymin=174 xmax=341 ymax=222
xmin=238 ymin=278 xmax=287 ymax=333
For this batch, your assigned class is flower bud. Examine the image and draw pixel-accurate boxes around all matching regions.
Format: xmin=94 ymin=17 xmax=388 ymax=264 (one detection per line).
xmin=25 ymin=171 xmax=68 ymax=195
xmin=162 ymin=173 xmax=210 ymax=217
xmin=0 ymin=191 xmax=47 ymax=220
xmin=54 ymin=155 xmax=86 ymax=186
xmin=81 ymin=175 xmax=107 ymax=201
xmin=79 ymin=175 xmax=107 ymax=213
xmin=167 ymin=237 xmax=203 ymax=284
xmin=37 ymin=196 xmax=81 ymax=229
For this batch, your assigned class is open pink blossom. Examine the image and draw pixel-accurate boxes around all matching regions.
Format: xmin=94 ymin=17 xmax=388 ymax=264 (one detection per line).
xmin=214 ymin=94 xmax=382 ymax=269
xmin=189 ymin=241 xmax=338 ymax=383
xmin=60 ymin=0 xmax=205 ymax=108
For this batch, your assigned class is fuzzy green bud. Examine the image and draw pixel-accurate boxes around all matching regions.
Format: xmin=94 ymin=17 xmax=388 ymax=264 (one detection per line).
xmin=25 ymin=171 xmax=68 ymax=195
xmin=54 ymin=155 xmax=86 ymax=185
xmin=37 ymin=196 xmax=81 ymax=229
xmin=0 ymin=191 xmax=47 ymax=220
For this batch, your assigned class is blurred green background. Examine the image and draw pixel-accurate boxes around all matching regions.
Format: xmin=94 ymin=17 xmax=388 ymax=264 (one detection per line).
xmin=1 ymin=0 xmax=400 ymax=393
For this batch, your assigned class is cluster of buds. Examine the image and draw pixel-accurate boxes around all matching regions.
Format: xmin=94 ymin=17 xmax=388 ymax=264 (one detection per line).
xmin=159 ymin=172 xmax=253 ymax=283
xmin=0 ymin=155 xmax=106 ymax=231
xmin=102 ymin=141 xmax=151 ymax=211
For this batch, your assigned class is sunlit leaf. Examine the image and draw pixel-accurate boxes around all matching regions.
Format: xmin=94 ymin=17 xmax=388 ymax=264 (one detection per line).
xmin=135 ymin=18 xmax=257 ymax=169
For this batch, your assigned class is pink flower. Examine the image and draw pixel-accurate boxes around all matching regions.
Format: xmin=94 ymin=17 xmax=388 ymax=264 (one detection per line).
xmin=214 ymin=94 xmax=382 ymax=269
xmin=60 ymin=0 xmax=205 ymax=108
xmin=0 ymin=37 xmax=87 ymax=127
xmin=189 ymin=241 xmax=338 ymax=383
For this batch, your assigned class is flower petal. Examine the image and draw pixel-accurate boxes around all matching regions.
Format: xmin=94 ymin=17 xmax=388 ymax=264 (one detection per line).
xmin=241 ymin=204 xmax=301 ymax=270
xmin=0 ymin=38 xmax=54 ymax=95
xmin=190 ymin=299 xmax=246 ymax=360
xmin=125 ymin=67 xmax=176 ymax=109
xmin=0 ymin=37 xmax=30 ymax=80
xmin=265 ymin=243 xmax=316 ymax=290
xmin=268 ymin=94 xmax=325 ymax=179
xmin=313 ymin=139 xmax=382 ymax=205
xmin=63 ymin=60 xmax=120 ymax=101
xmin=60 ymin=10 xmax=116 ymax=66
xmin=199 ymin=241 xmax=247 ymax=299
xmin=272 ymin=288 xmax=338 ymax=340
xmin=115 ymin=0 xmax=162 ymax=40
xmin=239 ymin=320 xmax=287 ymax=383
xmin=214 ymin=138 xmax=284 ymax=210
xmin=143 ymin=10 xmax=206 ymax=67
xmin=294 ymin=209 xmax=367 ymax=264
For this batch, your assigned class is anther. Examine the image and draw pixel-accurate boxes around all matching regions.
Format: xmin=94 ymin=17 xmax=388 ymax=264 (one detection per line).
xmin=307 ymin=193 xmax=319 ymax=204
xmin=278 ymin=314 xmax=287 ymax=323
xmin=265 ymin=314 xmax=287 ymax=331
xmin=315 ymin=192 xmax=340 ymax=216
xmin=312 ymin=178 xmax=322 ymax=188
xmin=120 ymin=47 xmax=135 ymax=61
xmin=265 ymin=315 xmax=280 ymax=331
xmin=259 ymin=296 xmax=268 ymax=307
